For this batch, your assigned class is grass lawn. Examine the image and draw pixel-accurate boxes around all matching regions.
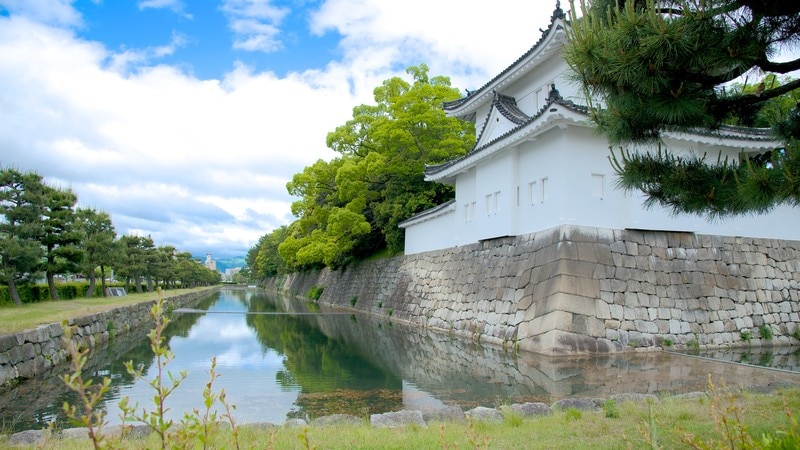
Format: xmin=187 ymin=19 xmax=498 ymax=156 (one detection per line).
xmin=4 ymin=387 xmax=798 ymax=449
xmin=0 ymin=286 xmax=218 ymax=336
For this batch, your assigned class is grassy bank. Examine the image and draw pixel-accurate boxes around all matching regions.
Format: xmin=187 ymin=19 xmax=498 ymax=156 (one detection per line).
xmin=0 ymin=286 xmax=218 ymax=336
xmin=3 ymin=387 xmax=798 ymax=449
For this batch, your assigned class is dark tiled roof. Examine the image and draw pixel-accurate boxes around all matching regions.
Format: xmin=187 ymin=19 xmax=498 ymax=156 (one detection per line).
xmin=494 ymin=93 xmax=530 ymax=125
xmin=671 ymin=124 xmax=777 ymax=142
xmin=442 ymin=2 xmax=566 ymax=112
xmin=397 ymin=199 xmax=456 ymax=228
xmin=426 ymin=84 xmax=588 ymax=177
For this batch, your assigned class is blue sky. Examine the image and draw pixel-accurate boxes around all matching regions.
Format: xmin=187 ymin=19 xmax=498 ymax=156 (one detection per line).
xmin=0 ymin=0 xmax=560 ymax=259
xmin=72 ymin=0 xmax=344 ymax=79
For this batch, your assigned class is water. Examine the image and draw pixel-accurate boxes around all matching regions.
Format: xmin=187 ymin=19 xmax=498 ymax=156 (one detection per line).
xmin=1 ymin=288 xmax=799 ymax=433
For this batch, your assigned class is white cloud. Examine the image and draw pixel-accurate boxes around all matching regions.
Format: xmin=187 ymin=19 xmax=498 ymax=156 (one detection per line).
xmin=0 ymin=0 xmax=563 ymax=259
xmin=137 ymin=0 xmax=191 ymax=19
xmin=0 ymin=0 xmax=83 ymax=27
xmin=221 ymin=0 xmax=290 ymax=53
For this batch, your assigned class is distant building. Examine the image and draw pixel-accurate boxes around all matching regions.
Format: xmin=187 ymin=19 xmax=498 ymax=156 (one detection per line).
xmin=205 ymin=253 xmax=216 ymax=271
xmin=223 ymin=267 xmax=241 ymax=282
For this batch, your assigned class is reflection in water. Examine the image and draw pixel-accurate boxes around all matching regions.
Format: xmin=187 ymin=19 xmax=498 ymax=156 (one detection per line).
xmin=676 ymin=347 xmax=800 ymax=373
xmin=1 ymin=288 xmax=799 ymax=433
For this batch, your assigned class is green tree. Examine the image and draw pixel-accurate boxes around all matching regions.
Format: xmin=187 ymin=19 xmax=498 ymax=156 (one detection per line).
xmin=75 ymin=208 xmax=117 ymax=298
xmin=279 ymin=65 xmax=474 ymax=269
xmin=248 ymin=225 xmax=289 ymax=279
xmin=42 ymin=185 xmax=83 ymax=300
xmin=0 ymin=168 xmax=46 ymax=305
xmin=115 ymin=235 xmax=155 ymax=293
xmin=565 ymin=0 xmax=800 ymax=216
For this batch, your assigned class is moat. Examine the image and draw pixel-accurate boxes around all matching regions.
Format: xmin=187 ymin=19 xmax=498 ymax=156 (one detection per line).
xmin=0 ymin=288 xmax=798 ymax=433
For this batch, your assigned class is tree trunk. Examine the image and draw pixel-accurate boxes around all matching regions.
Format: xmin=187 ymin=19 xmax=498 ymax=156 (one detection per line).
xmin=47 ymin=271 xmax=59 ymax=301
xmin=135 ymin=276 xmax=143 ymax=293
xmin=86 ymin=273 xmax=96 ymax=299
xmin=7 ymin=277 xmax=22 ymax=306
xmin=146 ymin=275 xmax=153 ymax=292
xmin=100 ymin=265 xmax=107 ymax=297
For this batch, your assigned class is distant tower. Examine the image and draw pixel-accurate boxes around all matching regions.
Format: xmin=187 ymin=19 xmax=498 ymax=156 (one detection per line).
xmin=205 ymin=253 xmax=216 ymax=271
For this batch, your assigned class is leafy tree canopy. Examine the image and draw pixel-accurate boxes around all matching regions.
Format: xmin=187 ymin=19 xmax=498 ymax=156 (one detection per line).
xmin=565 ymin=0 xmax=800 ymax=217
xmin=271 ymin=65 xmax=474 ymax=271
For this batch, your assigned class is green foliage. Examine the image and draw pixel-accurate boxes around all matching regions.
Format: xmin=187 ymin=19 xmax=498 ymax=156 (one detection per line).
xmin=350 ymin=296 xmax=358 ymax=307
xmin=741 ymin=329 xmax=753 ymax=342
xmin=253 ymin=65 xmax=474 ymax=271
xmin=563 ymin=408 xmax=582 ymax=422
xmin=0 ymin=282 xmax=125 ymax=306
xmin=603 ymin=399 xmax=620 ymax=419
xmin=792 ymin=328 xmax=800 ymax=340
xmin=387 ymin=308 xmax=393 ymax=317
xmin=760 ymin=324 xmax=774 ymax=340
xmin=499 ymin=405 xmax=523 ymax=428
xmin=118 ymin=292 xmax=187 ymax=448
xmin=662 ymin=338 xmax=673 ymax=348
xmin=60 ymin=321 xmax=113 ymax=449
xmin=566 ymin=0 xmax=800 ymax=143
xmin=307 ymin=285 xmax=324 ymax=301
xmin=0 ymin=167 xmax=47 ymax=305
xmin=687 ymin=335 xmax=700 ymax=353
xmin=566 ymin=0 xmax=800 ymax=217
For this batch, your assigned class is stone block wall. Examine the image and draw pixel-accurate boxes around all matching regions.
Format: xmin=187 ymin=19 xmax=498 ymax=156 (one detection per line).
xmin=0 ymin=288 xmax=218 ymax=389
xmin=270 ymin=225 xmax=800 ymax=355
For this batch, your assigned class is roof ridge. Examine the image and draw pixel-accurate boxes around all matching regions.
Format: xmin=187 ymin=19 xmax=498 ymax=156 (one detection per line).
xmin=442 ymin=2 xmax=567 ymax=112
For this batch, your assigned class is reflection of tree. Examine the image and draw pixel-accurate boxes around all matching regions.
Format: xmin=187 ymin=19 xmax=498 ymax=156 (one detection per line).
xmin=0 ymin=293 xmax=218 ymax=432
xmin=244 ymin=294 xmax=402 ymax=418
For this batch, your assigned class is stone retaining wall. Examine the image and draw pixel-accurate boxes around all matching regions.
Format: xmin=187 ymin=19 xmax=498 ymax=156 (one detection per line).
xmin=0 ymin=287 xmax=219 ymax=389
xmin=268 ymin=225 xmax=800 ymax=355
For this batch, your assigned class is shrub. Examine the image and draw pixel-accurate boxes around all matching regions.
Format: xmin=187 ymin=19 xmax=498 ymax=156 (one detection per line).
xmin=307 ymin=286 xmax=324 ymax=301
xmin=350 ymin=296 xmax=358 ymax=306
xmin=759 ymin=324 xmax=773 ymax=340
xmin=603 ymin=399 xmax=620 ymax=419
xmin=740 ymin=329 xmax=752 ymax=342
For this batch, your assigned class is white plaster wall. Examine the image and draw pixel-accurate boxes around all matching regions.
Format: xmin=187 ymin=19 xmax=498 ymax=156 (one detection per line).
xmin=402 ymin=209 xmax=457 ymax=255
xmin=455 ymin=168 xmax=478 ymax=245
xmin=515 ymin=126 xmax=627 ymax=234
xmin=474 ymin=151 xmax=516 ymax=241
xmin=505 ymin=53 xmax=584 ymax=114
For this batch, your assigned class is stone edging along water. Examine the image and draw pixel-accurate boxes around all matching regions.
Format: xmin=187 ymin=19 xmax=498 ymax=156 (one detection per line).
xmin=0 ymin=287 xmax=219 ymax=390
xmin=5 ymin=383 xmax=799 ymax=445
xmin=267 ymin=224 xmax=800 ymax=356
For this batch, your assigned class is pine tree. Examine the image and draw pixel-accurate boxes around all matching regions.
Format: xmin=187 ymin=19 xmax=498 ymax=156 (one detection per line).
xmin=565 ymin=0 xmax=800 ymax=217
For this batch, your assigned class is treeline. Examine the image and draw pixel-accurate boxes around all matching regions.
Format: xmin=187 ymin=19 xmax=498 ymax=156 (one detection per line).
xmin=0 ymin=168 xmax=220 ymax=306
xmin=246 ymin=65 xmax=475 ymax=279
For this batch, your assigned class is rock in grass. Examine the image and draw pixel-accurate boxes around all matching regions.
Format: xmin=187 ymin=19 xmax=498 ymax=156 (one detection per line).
xmin=313 ymin=414 xmax=364 ymax=427
xmin=551 ymin=397 xmax=601 ymax=411
xmin=8 ymin=429 xmax=48 ymax=446
xmin=509 ymin=402 xmax=552 ymax=417
xmin=465 ymin=406 xmax=503 ymax=422
xmin=370 ymin=410 xmax=427 ymax=428
xmin=423 ymin=406 xmax=466 ymax=423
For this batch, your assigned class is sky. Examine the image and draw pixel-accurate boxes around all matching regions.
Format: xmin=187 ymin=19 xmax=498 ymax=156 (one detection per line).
xmin=0 ymin=0 xmax=561 ymax=260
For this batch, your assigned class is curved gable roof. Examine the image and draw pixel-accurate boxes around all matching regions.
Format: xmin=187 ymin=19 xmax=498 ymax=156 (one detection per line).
xmin=426 ymin=85 xmax=590 ymax=182
xmin=442 ymin=3 xmax=567 ymax=117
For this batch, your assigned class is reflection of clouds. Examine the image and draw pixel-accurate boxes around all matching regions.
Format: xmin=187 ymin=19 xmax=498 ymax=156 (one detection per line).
xmin=187 ymin=316 xmax=253 ymax=342
xmin=216 ymin=347 xmax=285 ymax=370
